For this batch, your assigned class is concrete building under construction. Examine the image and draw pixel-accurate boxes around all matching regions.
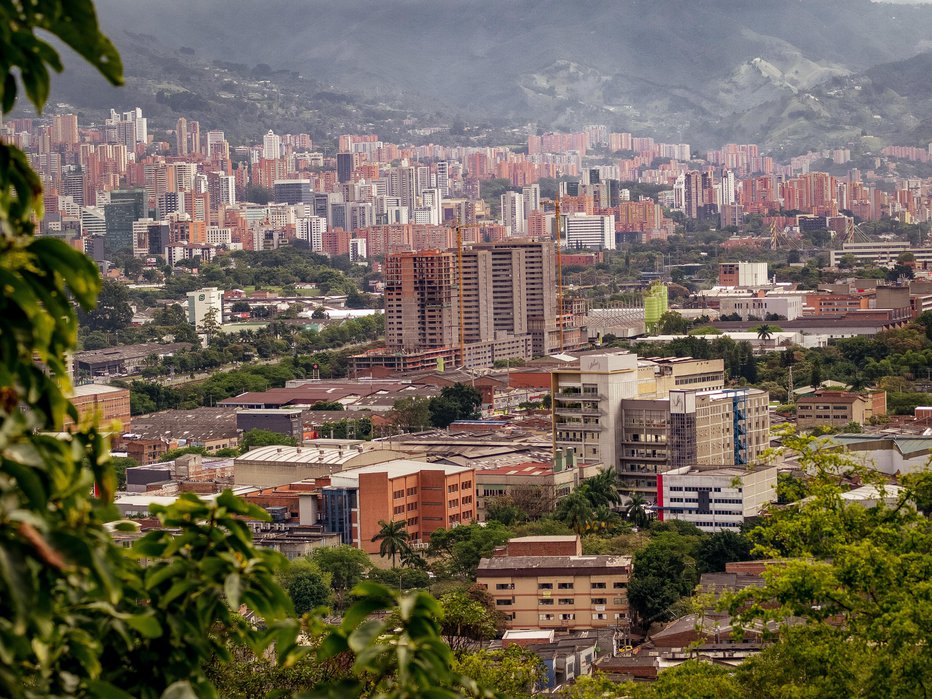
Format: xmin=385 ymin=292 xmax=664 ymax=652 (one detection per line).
xmin=354 ymin=239 xmax=587 ymax=373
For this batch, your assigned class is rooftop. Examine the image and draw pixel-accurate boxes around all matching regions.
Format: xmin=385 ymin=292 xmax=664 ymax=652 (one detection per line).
xmin=475 ymin=461 xmax=555 ymax=477
xmin=329 ymin=459 xmax=473 ymax=485
xmin=74 ymin=342 xmax=193 ymax=364
xmin=125 ymin=407 xmax=238 ymax=442
xmin=236 ymin=440 xmax=375 ymax=465
xmin=477 ymin=554 xmax=631 ymax=572
xmin=72 ymin=383 xmax=127 ymax=397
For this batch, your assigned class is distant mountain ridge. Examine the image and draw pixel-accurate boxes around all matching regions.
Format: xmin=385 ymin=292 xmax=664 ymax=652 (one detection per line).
xmin=77 ymin=0 xmax=932 ymax=151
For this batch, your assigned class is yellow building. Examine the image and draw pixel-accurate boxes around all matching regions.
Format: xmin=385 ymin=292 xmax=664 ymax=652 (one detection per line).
xmin=476 ymin=535 xmax=631 ymax=631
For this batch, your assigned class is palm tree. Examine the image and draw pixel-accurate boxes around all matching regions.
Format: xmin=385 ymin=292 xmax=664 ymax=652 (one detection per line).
xmin=556 ymin=492 xmax=595 ymax=536
xmin=625 ymin=492 xmax=651 ymax=529
xmin=371 ymin=519 xmax=411 ymax=569
xmin=754 ymin=324 xmax=775 ymax=342
xmin=582 ymin=468 xmax=621 ymax=509
xmin=400 ymin=547 xmax=427 ymax=571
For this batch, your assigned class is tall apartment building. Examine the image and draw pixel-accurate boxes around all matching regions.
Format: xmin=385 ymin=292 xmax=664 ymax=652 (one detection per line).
xmin=384 ymin=250 xmax=458 ymax=352
xmin=104 ymin=189 xmax=146 ymax=255
xmin=477 ymin=535 xmax=631 ymax=631
xmin=501 ymin=191 xmax=526 ymax=235
xmin=186 ymin=287 xmax=223 ymax=329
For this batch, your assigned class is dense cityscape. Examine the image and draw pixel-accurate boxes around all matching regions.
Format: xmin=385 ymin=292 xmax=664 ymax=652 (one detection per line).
xmin=2 ymin=2 xmax=932 ymax=698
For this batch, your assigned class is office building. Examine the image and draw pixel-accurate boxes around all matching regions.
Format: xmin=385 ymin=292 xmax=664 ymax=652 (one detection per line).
xmin=104 ymin=189 xmax=146 ymax=255
xmin=349 ymin=238 xmax=367 ymax=262
xmin=563 ymin=214 xmax=615 ymax=250
xmin=718 ymin=294 xmax=803 ymax=321
xmin=176 ymin=116 xmax=188 ymax=156
xmin=615 ymin=388 xmax=770 ymax=496
xmin=477 ymin=535 xmax=631 ymax=631
xmin=657 ymin=463 xmax=779 ymax=531
xmin=323 ymin=460 xmax=475 ymax=551
xmin=551 ymin=352 xmax=764 ymax=496
xmin=186 ymin=287 xmax=223 ymax=330
xmin=337 ymin=152 xmax=355 ymax=183
xmin=274 ymin=179 xmax=314 ymax=205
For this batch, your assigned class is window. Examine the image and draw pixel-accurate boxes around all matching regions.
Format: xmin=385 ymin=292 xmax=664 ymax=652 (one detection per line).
xmin=539 ymin=614 xmax=554 ymax=621
xmin=448 ymin=499 xmax=459 ymax=508
xmin=593 ymin=613 xmax=607 ymax=621
xmin=406 ymin=517 xmax=418 ymax=526
xmin=495 ymin=599 xmax=513 ymax=606
xmin=613 ymin=597 xmax=626 ymax=605
xmin=393 ymin=505 xmax=404 ymax=515
xmin=558 ymin=582 xmax=574 ymax=590
xmin=392 ymin=489 xmax=405 ymax=500
xmin=448 ymin=484 xmax=459 ymax=493
xmin=591 ymin=582 xmax=607 ymax=589
xmin=613 ymin=582 xmax=627 ymax=589
xmin=407 ymin=502 xmax=417 ymax=511
xmin=538 ymin=583 xmax=553 ymax=590
xmin=539 ymin=598 xmax=554 ymax=605
xmin=495 ymin=583 xmax=514 ymax=590
xmin=461 ymin=480 xmax=471 ymax=489
xmin=592 ymin=598 xmax=607 ymax=605
xmin=559 ymin=613 xmax=575 ymax=621
xmin=406 ymin=487 xmax=417 ymax=496
xmin=558 ymin=598 xmax=574 ymax=605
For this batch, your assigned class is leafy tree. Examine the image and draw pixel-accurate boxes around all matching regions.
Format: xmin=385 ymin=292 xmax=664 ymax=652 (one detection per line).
xmin=391 ymin=396 xmax=432 ymax=432
xmin=230 ymin=300 xmax=251 ymax=314
xmin=309 ymin=545 xmax=372 ymax=600
xmin=201 ymin=305 xmax=221 ymax=343
xmin=79 ymin=278 xmax=133 ymax=332
xmin=279 ymin=557 xmax=332 ymax=615
xmin=371 ymin=519 xmax=412 ymax=569
xmin=726 ymin=429 xmax=932 ymax=697
xmin=580 ymin=468 xmax=621 ymax=509
xmin=657 ymin=310 xmax=690 ymax=335
xmin=566 ymin=661 xmax=742 ymax=698
xmin=628 ymin=535 xmax=699 ymax=627
xmin=240 ymin=428 xmax=298 ymax=452
xmin=310 ymin=400 xmax=344 ymax=411
xmin=695 ymin=530 xmax=753 ymax=573
xmin=153 ymin=303 xmax=188 ymax=326
xmin=368 ymin=566 xmax=430 ymax=590
xmin=428 ymin=522 xmax=512 ymax=580
xmin=452 ymin=646 xmax=546 ymax=696
xmin=428 ymin=383 xmax=482 ymax=428
xmin=484 ymin=496 xmax=528 ymax=526
xmin=625 ymin=491 xmax=651 ymax=528
xmin=110 ymin=455 xmax=137 ymax=490
xmin=438 ymin=589 xmax=499 ymax=652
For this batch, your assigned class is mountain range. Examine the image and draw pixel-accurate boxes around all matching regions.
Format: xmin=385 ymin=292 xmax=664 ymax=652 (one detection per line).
xmin=52 ymin=0 xmax=932 ymax=152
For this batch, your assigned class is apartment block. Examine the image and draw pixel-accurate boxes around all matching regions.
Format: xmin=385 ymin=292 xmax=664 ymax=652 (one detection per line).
xmin=657 ymin=463 xmax=779 ymax=531
xmin=563 ymin=213 xmax=616 ymax=250
xmin=475 ymin=461 xmax=578 ymax=522
xmin=384 ymin=250 xmax=458 ymax=352
xmin=477 ymin=535 xmax=631 ymax=631
xmin=323 ymin=460 xmax=475 ymax=551
xmin=796 ymin=390 xmax=887 ymax=429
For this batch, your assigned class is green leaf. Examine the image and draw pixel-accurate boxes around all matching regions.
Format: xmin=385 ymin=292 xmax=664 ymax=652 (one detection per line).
xmin=224 ymin=572 xmax=242 ymax=610
xmin=85 ymin=680 xmax=136 ymax=699
xmin=125 ymin=613 xmax=163 ymax=639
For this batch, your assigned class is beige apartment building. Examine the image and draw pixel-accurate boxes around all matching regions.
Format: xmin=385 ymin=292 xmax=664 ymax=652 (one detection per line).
xmin=796 ymin=390 xmax=887 ymax=429
xmin=477 ymin=536 xmax=631 ymax=631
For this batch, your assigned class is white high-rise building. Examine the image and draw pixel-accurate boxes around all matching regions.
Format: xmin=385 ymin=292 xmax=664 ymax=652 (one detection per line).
xmin=522 ymin=183 xmax=541 ymax=216
xmin=721 ymin=170 xmax=736 ymax=206
xmin=389 ymin=166 xmax=417 ymax=212
xmin=436 ymin=161 xmax=450 ymax=197
xmin=297 ymin=216 xmax=326 ymax=252
xmin=563 ymin=213 xmax=615 ymax=250
xmin=349 ymin=238 xmax=368 ymax=262
xmin=263 ymin=130 xmax=281 ymax=160
xmin=501 ymin=191 xmax=526 ymax=235
xmin=216 ymin=174 xmax=236 ymax=207
xmin=187 ymin=287 xmax=223 ymax=329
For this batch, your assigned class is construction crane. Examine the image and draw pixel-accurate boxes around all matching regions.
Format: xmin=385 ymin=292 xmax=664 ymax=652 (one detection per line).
xmin=554 ymin=196 xmax=565 ymax=353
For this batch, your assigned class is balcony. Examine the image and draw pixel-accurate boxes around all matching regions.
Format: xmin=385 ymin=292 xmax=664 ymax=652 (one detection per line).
xmin=555 ymin=391 xmax=605 ymax=401
xmin=554 ymin=407 xmax=604 ymax=416
xmin=556 ymin=422 xmax=604 ymax=432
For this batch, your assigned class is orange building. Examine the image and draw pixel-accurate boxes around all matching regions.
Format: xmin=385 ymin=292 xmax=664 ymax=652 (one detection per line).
xmin=326 ymin=460 xmax=475 ymax=551
xmin=64 ymin=384 xmax=131 ymax=432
